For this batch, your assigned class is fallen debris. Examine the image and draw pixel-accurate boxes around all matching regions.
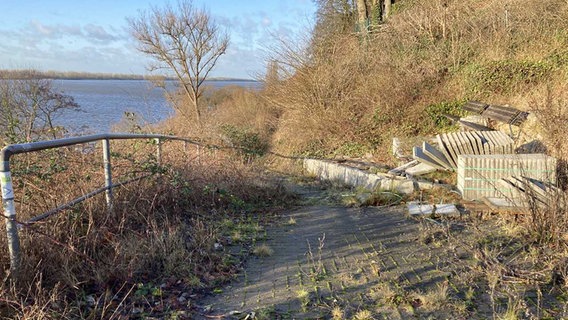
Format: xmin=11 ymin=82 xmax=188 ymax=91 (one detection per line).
xmin=498 ymin=176 xmax=566 ymax=209
xmin=407 ymin=201 xmax=459 ymax=216
xmin=463 ymin=101 xmax=529 ymax=126
xmin=457 ymin=154 xmax=557 ymax=201
xmin=481 ymin=197 xmax=527 ymax=213
xmin=388 ymin=160 xmax=419 ymax=176
xmin=413 ymin=131 xmax=514 ymax=170
xmin=405 ymin=162 xmax=438 ymax=176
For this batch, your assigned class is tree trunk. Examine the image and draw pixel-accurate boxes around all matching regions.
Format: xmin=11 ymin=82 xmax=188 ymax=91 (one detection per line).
xmin=356 ymin=0 xmax=368 ymax=35
xmin=191 ymin=90 xmax=201 ymax=126
xmin=384 ymin=0 xmax=392 ymax=20
xmin=370 ymin=0 xmax=380 ymax=26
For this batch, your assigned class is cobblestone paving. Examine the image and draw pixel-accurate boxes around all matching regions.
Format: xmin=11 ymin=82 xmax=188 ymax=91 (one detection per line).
xmin=197 ymin=203 xmax=477 ymax=319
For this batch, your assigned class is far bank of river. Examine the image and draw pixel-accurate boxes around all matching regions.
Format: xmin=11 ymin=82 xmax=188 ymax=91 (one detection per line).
xmin=53 ymin=79 xmax=261 ymax=134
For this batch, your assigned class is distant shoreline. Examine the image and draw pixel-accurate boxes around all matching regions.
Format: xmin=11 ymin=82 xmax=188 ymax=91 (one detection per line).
xmin=0 ymin=69 xmax=257 ymax=82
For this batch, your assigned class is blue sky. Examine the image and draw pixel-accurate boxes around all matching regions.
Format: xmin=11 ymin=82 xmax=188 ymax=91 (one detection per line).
xmin=0 ymin=0 xmax=316 ymax=79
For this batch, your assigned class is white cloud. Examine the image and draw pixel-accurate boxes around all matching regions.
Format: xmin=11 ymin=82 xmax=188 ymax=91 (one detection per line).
xmin=84 ymin=24 xmax=120 ymax=42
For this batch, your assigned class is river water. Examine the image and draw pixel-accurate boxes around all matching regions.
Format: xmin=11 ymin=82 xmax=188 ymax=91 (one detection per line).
xmin=52 ymin=79 xmax=260 ymax=134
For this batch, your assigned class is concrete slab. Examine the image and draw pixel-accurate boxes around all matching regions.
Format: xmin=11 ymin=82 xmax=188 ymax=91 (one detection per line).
xmin=446 ymin=133 xmax=463 ymax=157
xmin=457 ymin=131 xmax=474 ymax=155
xmin=304 ymin=159 xmax=382 ymax=190
xmin=479 ymin=131 xmax=495 ymax=154
xmin=485 ymin=131 xmax=502 ymax=153
xmin=405 ymin=162 xmax=438 ymax=176
xmin=407 ymin=201 xmax=434 ymax=215
xmin=407 ymin=202 xmax=459 ymax=216
xmin=437 ymin=134 xmax=457 ymax=168
xmin=412 ymin=146 xmax=446 ymax=170
xmin=381 ymin=178 xmax=416 ymax=195
xmin=482 ymin=197 xmax=527 ymax=212
xmin=497 ymin=178 xmax=524 ymax=199
xmin=435 ymin=204 xmax=460 ymax=216
xmin=446 ymin=133 xmax=463 ymax=161
xmin=465 ymin=131 xmax=479 ymax=154
xmin=441 ymin=134 xmax=459 ymax=168
xmin=422 ymin=142 xmax=452 ymax=170
xmin=395 ymin=180 xmax=416 ymax=194
xmin=388 ymin=160 xmax=419 ymax=176
xmin=416 ymin=181 xmax=435 ymax=190
xmin=472 ymin=131 xmax=489 ymax=154
xmin=304 ymin=159 xmax=416 ymax=195
xmin=463 ymin=131 xmax=479 ymax=155
xmin=467 ymin=131 xmax=484 ymax=155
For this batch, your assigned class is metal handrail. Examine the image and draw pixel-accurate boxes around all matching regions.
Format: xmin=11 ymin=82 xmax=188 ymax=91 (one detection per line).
xmin=0 ymin=133 xmax=199 ymax=277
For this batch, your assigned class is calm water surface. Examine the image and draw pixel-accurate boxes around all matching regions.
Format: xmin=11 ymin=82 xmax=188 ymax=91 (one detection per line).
xmin=52 ymin=79 xmax=260 ymax=134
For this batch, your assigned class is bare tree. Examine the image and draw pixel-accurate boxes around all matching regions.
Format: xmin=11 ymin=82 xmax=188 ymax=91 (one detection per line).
xmin=129 ymin=0 xmax=229 ymax=125
xmin=0 ymin=70 xmax=79 ymax=144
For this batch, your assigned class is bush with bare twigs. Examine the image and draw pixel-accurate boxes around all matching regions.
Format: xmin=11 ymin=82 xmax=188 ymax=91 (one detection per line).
xmin=0 ymin=139 xmax=293 ymax=319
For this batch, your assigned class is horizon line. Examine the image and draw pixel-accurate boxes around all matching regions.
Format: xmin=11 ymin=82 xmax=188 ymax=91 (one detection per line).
xmin=0 ymin=69 xmax=258 ymax=82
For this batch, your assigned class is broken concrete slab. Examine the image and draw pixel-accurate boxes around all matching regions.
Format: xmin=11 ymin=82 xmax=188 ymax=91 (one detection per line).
xmin=482 ymin=197 xmax=527 ymax=213
xmin=380 ymin=178 xmax=416 ymax=194
xmin=304 ymin=158 xmax=416 ymax=195
xmin=413 ymin=146 xmax=446 ymax=170
xmin=422 ymin=141 xmax=452 ymax=170
xmin=407 ymin=201 xmax=459 ymax=216
xmin=388 ymin=160 xmax=419 ymax=176
xmin=405 ymin=162 xmax=437 ymax=176
xmin=434 ymin=204 xmax=460 ymax=216
xmin=407 ymin=201 xmax=434 ymax=215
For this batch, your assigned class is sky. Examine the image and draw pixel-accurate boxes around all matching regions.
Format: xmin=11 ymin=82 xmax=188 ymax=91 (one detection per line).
xmin=0 ymin=0 xmax=316 ymax=79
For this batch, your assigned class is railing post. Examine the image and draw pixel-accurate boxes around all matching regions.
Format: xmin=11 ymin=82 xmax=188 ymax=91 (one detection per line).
xmin=155 ymin=138 xmax=162 ymax=166
xmin=0 ymin=160 xmax=20 ymax=277
xmin=102 ymin=138 xmax=113 ymax=210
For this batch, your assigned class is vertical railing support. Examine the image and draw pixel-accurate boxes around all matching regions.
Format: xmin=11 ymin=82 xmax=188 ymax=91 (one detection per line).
xmin=0 ymin=159 xmax=20 ymax=276
xmin=155 ymin=138 xmax=162 ymax=166
xmin=102 ymin=139 xmax=113 ymax=210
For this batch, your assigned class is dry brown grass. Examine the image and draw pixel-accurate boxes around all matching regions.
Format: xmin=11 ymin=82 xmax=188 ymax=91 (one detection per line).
xmin=0 ymin=136 xmax=291 ymax=318
xmin=264 ymin=0 xmax=568 ymax=158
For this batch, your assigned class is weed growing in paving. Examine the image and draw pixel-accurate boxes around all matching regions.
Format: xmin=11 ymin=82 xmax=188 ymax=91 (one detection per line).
xmin=301 ymin=233 xmax=328 ymax=284
xmin=331 ymin=305 xmax=344 ymax=319
xmin=296 ymin=288 xmax=311 ymax=312
xmin=287 ymin=216 xmax=297 ymax=225
xmin=253 ymin=244 xmax=274 ymax=257
xmin=352 ymin=309 xmax=374 ymax=320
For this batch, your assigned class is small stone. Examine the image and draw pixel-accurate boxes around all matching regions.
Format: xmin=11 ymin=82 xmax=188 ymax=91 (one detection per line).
xmin=132 ymin=307 xmax=144 ymax=314
xmin=178 ymin=296 xmax=187 ymax=303
xmin=86 ymin=295 xmax=96 ymax=307
xmin=214 ymin=243 xmax=223 ymax=250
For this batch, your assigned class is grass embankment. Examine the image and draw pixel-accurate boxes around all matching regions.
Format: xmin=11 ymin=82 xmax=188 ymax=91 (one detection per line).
xmin=0 ymin=139 xmax=294 ymax=319
xmin=262 ymin=0 xmax=568 ymax=161
xmin=175 ymin=0 xmax=568 ymax=317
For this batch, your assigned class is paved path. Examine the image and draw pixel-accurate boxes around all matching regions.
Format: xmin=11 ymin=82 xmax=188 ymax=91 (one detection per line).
xmin=197 ymin=198 xmax=473 ymax=319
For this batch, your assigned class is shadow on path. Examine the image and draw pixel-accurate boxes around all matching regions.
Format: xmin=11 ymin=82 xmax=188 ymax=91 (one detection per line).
xmin=195 ymin=194 xmax=474 ymax=319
